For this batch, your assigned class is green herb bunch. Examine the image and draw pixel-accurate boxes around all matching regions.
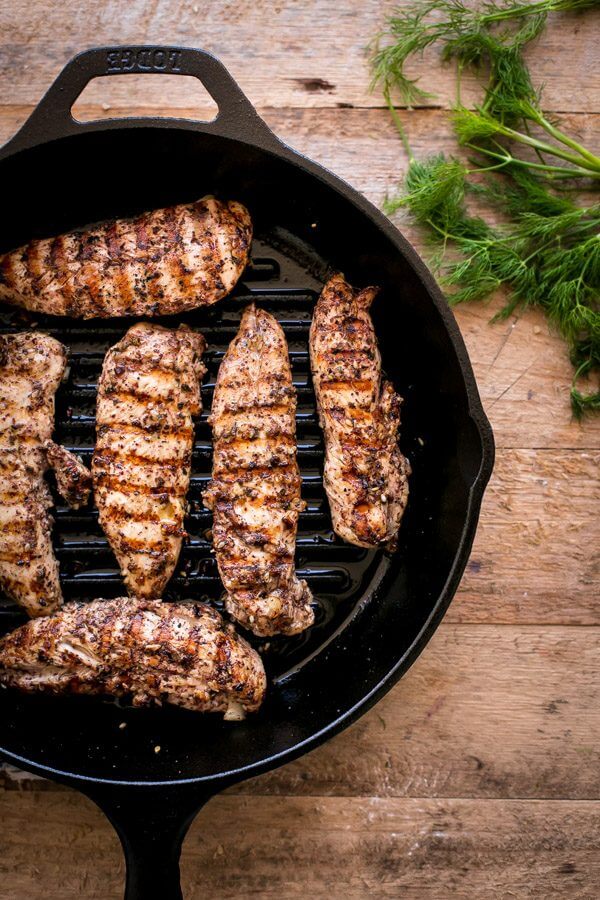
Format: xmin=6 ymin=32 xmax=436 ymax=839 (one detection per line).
xmin=371 ymin=0 xmax=600 ymax=417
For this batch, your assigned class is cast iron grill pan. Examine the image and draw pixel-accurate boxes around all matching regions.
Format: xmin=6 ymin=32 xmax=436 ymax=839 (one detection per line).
xmin=0 ymin=46 xmax=494 ymax=900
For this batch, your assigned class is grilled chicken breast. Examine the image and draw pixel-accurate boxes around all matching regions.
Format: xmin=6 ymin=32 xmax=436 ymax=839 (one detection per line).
xmin=0 ymin=196 xmax=252 ymax=319
xmin=0 ymin=333 xmax=66 ymax=616
xmin=204 ymin=305 xmax=314 ymax=637
xmin=92 ymin=323 xmax=206 ymax=599
xmin=0 ymin=597 xmax=266 ymax=717
xmin=310 ymin=275 xmax=410 ymax=548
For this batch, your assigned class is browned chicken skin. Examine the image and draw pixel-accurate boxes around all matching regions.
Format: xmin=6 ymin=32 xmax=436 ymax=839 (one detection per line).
xmin=0 ymin=451 xmax=62 ymax=617
xmin=0 ymin=597 xmax=266 ymax=717
xmin=310 ymin=275 xmax=410 ymax=548
xmin=0 ymin=332 xmax=66 ymax=473
xmin=204 ymin=305 xmax=314 ymax=637
xmin=45 ymin=440 xmax=92 ymax=509
xmin=0 ymin=196 xmax=252 ymax=319
xmin=0 ymin=333 xmax=66 ymax=616
xmin=92 ymin=323 xmax=207 ymax=599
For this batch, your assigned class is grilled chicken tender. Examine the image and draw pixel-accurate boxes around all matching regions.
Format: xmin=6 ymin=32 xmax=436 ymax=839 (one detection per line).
xmin=310 ymin=275 xmax=410 ymax=548
xmin=0 ymin=196 xmax=252 ymax=319
xmin=92 ymin=323 xmax=206 ymax=599
xmin=0 ymin=597 xmax=266 ymax=717
xmin=0 ymin=333 xmax=67 ymax=616
xmin=0 ymin=452 xmax=62 ymax=617
xmin=204 ymin=305 xmax=314 ymax=637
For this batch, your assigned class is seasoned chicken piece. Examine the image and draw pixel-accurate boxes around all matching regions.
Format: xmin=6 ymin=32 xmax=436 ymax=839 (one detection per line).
xmin=0 ymin=452 xmax=62 ymax=617
xmin=0 ymin=332 xmax=66 ymax=616
xmin=0 ymin=597 xmax=266 ymax=716
xmin=204 ymin=305 xmax=314 ymax=637
xmin=0 ymin=196 xmax=252 ymax=319
xmin=0 ymin=332 xmax=67 ymax=471
xmin=310 ymin=275 xmax=410 ymax=548
xmin=45 ymin=441 xmax=92 ymax=509
xmin=92 ymin=323 xmax=206 ymax=599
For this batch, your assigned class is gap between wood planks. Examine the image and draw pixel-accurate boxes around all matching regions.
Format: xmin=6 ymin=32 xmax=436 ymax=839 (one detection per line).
xmin=2 ymin=103 xmax=596 ymax=115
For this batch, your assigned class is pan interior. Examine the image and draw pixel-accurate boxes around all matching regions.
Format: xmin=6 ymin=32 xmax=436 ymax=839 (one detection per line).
xmin=0 ymin=127 xmax=482 ymax=784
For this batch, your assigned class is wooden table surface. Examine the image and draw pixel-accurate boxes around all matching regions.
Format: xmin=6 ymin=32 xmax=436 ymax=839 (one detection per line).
xmin=0 ymin=2 xmax=599 ymax=897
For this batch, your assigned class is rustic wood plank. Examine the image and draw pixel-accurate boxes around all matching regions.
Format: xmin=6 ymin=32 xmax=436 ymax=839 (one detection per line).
xmin=453 ymin=449 xmax=600 ymax=625
xmin=0 ymin=791 xmax=598 ymax=898
xmin=0 ymin=104 xmax=598 ymax=449
xmin=3 ymin=624 xmax=599 ymax=798
xmin=0 ymin=0 xmax=598 ymax=113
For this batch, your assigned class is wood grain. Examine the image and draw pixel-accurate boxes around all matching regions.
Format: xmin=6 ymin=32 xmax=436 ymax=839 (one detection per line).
xmin=0 ymin=0 xmax=598 ymax=113
xmin=452 ymin=449 xmax=600 ymax=625
xmin=1 ymin=791 xmax=599 ymax=899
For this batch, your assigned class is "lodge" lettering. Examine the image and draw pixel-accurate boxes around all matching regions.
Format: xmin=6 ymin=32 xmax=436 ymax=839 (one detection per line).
xmin=106 ymin=49 xmax=183 ymax=74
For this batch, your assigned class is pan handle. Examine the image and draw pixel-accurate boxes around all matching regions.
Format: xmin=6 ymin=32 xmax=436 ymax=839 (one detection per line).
xmin=2 ymin=45 xmax=282 ymax=155
xmin=86 ymin=784 xmax=214 ymax=900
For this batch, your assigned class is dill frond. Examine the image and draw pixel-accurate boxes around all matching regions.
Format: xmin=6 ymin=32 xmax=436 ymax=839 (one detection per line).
xmin=371 ymin=0 xmax=600 ymax=416
xmin=371 ymin=0 xmax=598 ymax=107
xmin=385 ymin=154 xmax=469 ymax=226
xmin=571 ymin=388 xmax=600 ymax=419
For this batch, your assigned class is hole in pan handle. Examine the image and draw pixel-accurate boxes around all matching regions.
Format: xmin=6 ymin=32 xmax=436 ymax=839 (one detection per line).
xmin=1 ymin=45 xmax=282 ymax=156
xmin=85 ymin=783 xmax=215 ymax=900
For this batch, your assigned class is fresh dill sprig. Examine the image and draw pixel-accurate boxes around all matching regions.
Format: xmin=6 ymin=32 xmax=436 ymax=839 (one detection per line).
xmin=385 ymin=155 xmax=600 ymax=414
xmin=371 ymin=0 xmax=600 ymax=417
xmin=370 ymin=0 xmax=598 ymax=106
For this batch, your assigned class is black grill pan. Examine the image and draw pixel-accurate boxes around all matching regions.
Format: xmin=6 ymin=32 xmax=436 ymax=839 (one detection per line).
xmin=0 ymin=46 xmax=494 ymax=899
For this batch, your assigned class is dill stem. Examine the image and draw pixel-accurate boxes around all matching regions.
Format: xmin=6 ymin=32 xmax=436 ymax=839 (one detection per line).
xmin=521 ymin=237 xmax=557 ymax=265
xmin=534 ymin=113 xmax=600 ymax=168
xmin=426 ymin=218 xmax=498 ymax=249
xmin=466 ymin=143 xmax=599 ymax=179
xmin=385 ymin=90 xmax=414 ymax=161
xmin=497 ymin=124 xmax=600 ymax=172
xmin=480 ymin=0 xmax=595 ymax=25
xmin=521 ymin=119 xmax=550 ymax=167
xmin=574 ymin=249 xmax=595 ymax=294
xmin=479 ymin=0 xmax=549 ymax=23
xmin=456 ymin=61 xmax=463 ymax=107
